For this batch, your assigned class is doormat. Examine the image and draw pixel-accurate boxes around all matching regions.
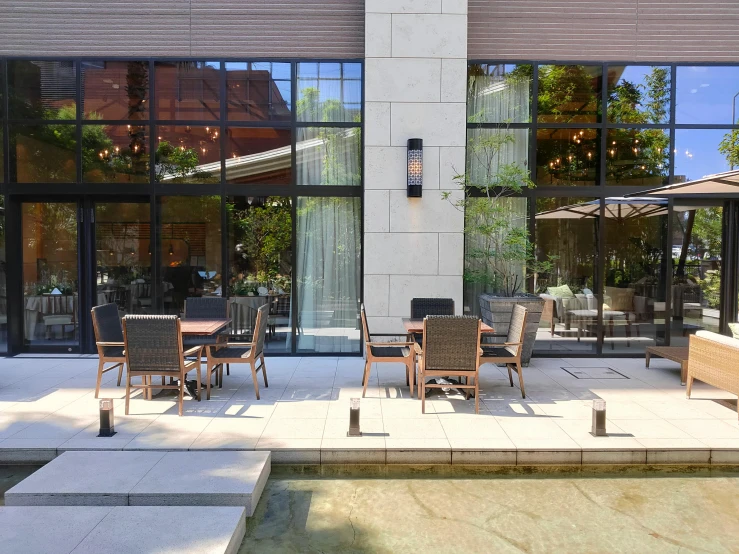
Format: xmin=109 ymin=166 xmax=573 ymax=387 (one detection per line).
xmin=562 ymin=367 xmax=628 ymax=379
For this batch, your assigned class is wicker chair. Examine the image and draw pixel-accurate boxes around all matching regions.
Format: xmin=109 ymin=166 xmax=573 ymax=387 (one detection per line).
xmin=91 ymin=303 xmax=126 ymax=399
xmin=479 ymin=304 xmax=528 ymax=398
xmin=205 ymin=304 xmax=269 ymax=400
xmin=418 ymin=316 xmax=482 ymax=413
xmin=409 ymin=298 xmax=455 ymax=343
xmin=360 ymin=304 xmax=416 ymax=398
xmin=122 ymin=315 xmax=203 ymax=416
xmin=184 ymin=296 xmax=230 ymax=377
xmin=687 ymin=331 xmax=739 ymax=419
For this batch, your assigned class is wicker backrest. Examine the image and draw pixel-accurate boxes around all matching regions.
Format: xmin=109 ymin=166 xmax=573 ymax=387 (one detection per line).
xmin=91 ymin=303 xmax=124 ymax=356
xmin=506 ymin=305 xmax=528 ymax=356
xmin=123 ymin=315 xmax=181 ymax=373
xmin=253 ymin=304 xmax=270 ymax=357
xmin=423 ymin=316 xmax=480 ymax=372
xmin=184 ymin=297 xmax=228 ymax=319
xmin=411 ymin=298 xmax=455 ymax=319
xmin=360 ymin=303 xmax=371 ymax=344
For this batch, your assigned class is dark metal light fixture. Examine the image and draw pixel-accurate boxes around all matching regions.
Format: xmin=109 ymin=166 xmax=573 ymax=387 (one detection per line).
xmin=347 ymin=398 xmax=362 ymax=437
xmin=98 ymin=398 xmax=116 ymax=437
xmin=169 ymin=243 xmax=174 ymax=256
xmin=591 ymin=399 xmax=606 ymax=436
xmin=407 ymin=138 xmax=423 ymax=197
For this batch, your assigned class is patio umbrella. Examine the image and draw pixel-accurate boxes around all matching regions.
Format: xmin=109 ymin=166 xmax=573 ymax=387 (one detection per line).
xmin=535 ymin=197 xmax=668 ymax=221
xmin=624 ymin=169 xmax=739 ymax=198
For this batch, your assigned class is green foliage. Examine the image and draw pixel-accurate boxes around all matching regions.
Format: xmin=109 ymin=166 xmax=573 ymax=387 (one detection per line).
xmin=537 ymin=65 xmax=600 ymax=123
xmin=233 ymin=197 xmax=292 ymax=279
xmin=692 ymin=207 xmax=722 ymax=258
xmin=155 ymin=140 xmax=216 ymax=183
xmin=719 ymin=129 xmax=739 ymax=168
xmin=697 ymin=269 xmax=721 ymax=309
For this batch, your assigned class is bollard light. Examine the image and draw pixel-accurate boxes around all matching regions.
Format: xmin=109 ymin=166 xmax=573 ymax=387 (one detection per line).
xmin=347 ymin=398 xmax=362 ymax=437
xmin=591 ymin=399 xmax=607 ymax=437
xmin=407 ymin=138 xmax=423 ymax=197
xmin=98 ymin=398 xmax=116 ymax=437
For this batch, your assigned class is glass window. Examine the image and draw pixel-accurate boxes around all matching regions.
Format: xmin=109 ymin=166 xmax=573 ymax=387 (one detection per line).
xmin=467 ymin=63 xmax=532 ymax=123
xmin=160 ymin=196 xmax=222 ymax=314
xmin=607 ymin=65 xmax=670 ymax=124
xmin=535 ymin=128 xmax=599 ymax=186
xmin=8 ymin=60 xmax=76 ymax=120
xmin=466 ymin=128 xmax=528 ymax=187
xmin=155 ymin=126 xmax=220 ymax=184
xmin=226 ymin=62 xmax=291 ymax=122
xmin=296 ymin=128 xmax=361 ymax=186
xmin=10 ymin=124 xmax=77 ymax=183
xmin=228 ymin=196 xmax=292 ymax=353
xmin=0 ymin=129 xmax=3 ymax=182
xmin=605 ymin=128 xmax=669 ymax=187
xmin=81 ymin=60 xmax=149 ymax=120
xmin=674 ymin=129 xmax=733 ymax=184
xmin=676 ymin=66 xmax=739 ymax=124
xmin=83 ymin=124 xmax=149 ymax=183
xmin=603 ymin=206 xmax=667 ymax=353
xmin=295 ymin=197 xmax=361 ymax=353
xmin=155 ymin=61 xmax=221 ymax=121
xmin=0 ymin=196 xmax=5 ymax=354
xmin=534 ymin=197 xmax=598 ymax=354
xmin=225 ymin=127 xmax=291 ymax=185
xmin=537 ymin=65 xmax=602 ymax=123
xmin=297 ymin=62 xmax=361 ymax=122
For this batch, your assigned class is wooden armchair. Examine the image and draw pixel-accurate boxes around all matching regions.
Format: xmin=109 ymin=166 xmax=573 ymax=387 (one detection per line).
xmin=122 ymin=315 xmax=203 ymax=416
xmin=479 ymin=304 xmax=528 ymax=398
xmin=360 ymin=304 xmax=416 ymax=398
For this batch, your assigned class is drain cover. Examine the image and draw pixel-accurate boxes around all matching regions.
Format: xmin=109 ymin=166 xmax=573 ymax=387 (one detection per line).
xmin=562 ymin=367 xmax=628 ymax=379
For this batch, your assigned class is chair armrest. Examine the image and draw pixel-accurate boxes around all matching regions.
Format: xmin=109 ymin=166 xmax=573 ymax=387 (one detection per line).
xmin=366 ymin=341 xmax=416 ymax=347
xmin=370 ymin=333 xmax=409 ymax=337
xmin=183 ymin=345 xmax=204 ymax=357
xmin=96 ymin=341 xmax=124 ymax=347
xmin=210 ymin=341 xmax=255 ymax=349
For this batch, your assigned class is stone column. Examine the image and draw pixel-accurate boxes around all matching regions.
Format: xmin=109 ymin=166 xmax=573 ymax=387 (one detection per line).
xmin=364 ymin=0 xmax=468 ymax=333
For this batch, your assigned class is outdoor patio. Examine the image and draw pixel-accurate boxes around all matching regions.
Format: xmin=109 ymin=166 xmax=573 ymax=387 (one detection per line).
xmin=0 ymin=354 xmax=737 ymax=466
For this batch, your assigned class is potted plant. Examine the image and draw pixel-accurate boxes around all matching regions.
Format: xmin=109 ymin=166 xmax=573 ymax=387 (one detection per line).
xmin=443 ymin=125 xmax=553 ymax=365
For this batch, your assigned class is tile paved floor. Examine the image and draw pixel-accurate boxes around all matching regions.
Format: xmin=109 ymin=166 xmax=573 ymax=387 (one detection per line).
xmin=0 ymin=354 xmax=737 ymax=464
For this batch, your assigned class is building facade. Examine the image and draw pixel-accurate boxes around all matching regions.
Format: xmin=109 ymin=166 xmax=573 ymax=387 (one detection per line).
xmin=0 ymin=0 xmax=738 ymax=356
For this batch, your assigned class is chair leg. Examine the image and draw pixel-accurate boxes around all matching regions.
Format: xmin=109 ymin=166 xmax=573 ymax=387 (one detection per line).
xmin=206 ymin=362 xmax=213 ymax=401
xmin=516 ymin=363 xmax=526 ymax=399
xmin=117 ymin=364 xmax=123 ymax=387
xmin=407 ymin=360 xmax=415 ymax=398
xmin=195 ymin=362 xmax=202 ymax=402
xmin=250 ymin=360 xmax=260 ymax=400
xmin=361 ymin=359 xmax=371 ymax=398
xmin=421 ymin=371 xmax=426 ymax=414
xmin=125 ymin=372 xmax=131 ymax=415
xmin=507 ymin=365 xmax=514 ymax=387
xmin=95 ymin=358 xmax=104 ymax=399
xmin=226 ymin=363 xmax=230 ymax=376
xmin=261 ymin=355 xmax=268 ymax=387
xmin=475 ymin=375 xmax=480 ymax=414
xmin=406 ymin=366 xmax=410 ymax=387
xmin=178 ymin=376 xmax=184 ymax=416
xmin=686 ymin=375 xmax=694 ymax=398
xmin=218 ymin=365 xmax=223 ymax=388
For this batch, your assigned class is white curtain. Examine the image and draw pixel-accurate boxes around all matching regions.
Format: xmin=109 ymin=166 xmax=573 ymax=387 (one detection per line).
xmin=467 ymin=68 xmax=530 ymax=123
xmin=296 ymin=128 xmax=361 ymax=186
xmin=291 ymin=197 xmax=361 ymax=353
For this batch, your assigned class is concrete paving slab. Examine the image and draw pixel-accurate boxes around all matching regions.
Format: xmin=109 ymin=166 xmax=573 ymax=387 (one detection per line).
xmin=5 ymin=450 xmax=165 ymax=506
xmin=130 ymin=451 xmax=271 ymax=516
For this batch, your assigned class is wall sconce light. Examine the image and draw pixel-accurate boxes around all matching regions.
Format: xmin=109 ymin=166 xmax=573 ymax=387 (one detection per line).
xmin=347 ymin=398 xmax=362 ymax=436
xmin=98 ymin=398 xmax=116 ymax=437
xmin=407 ymin=138 xmax=423 ymax=198
xmin=591 ymin=399 xmax=607 ymax=436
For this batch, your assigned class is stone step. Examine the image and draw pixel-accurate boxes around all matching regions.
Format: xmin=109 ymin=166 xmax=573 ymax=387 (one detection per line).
xmin=5 ymin=450 xmax=270 ymax=516
xmin=0 ymin=505 xmax=245 ymax=554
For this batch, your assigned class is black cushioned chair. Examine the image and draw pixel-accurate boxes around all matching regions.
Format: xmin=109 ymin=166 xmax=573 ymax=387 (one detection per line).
xmin=92 ymin=303 xmax=126 ymax=399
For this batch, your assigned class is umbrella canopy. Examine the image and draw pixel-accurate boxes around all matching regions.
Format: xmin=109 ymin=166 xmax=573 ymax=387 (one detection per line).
xmin=535 ymin=197 xmax=668 ymax=221
xmin=625 ymin=169 xmax=739 ymax=198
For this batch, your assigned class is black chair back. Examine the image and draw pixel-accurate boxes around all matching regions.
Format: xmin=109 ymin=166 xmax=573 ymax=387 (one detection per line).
xmin=411 ymin=298 xmax=455 ymax=319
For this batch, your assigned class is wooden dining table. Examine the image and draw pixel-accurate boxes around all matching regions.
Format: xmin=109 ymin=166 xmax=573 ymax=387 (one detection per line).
xmin=402 ymin=318 xmax=495 ymax=335
xmin=180 ymin=319 xmax=231 ymax=336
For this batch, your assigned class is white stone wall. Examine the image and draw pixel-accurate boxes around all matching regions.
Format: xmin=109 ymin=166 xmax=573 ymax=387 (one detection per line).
xmin=364 ymin=0 xmax=468 ymax=333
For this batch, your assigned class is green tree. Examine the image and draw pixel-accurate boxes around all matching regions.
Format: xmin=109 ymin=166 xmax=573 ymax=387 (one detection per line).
xmin=233 ymin=197 xmax=292 ymax=279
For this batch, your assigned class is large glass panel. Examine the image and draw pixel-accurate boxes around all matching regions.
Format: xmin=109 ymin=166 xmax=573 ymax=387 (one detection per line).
xmin=8 ymin=60 xmax=76 ymax=120
xmin=155 ymin=61 xmax=221 ymax=121
xmin=81 ymin=61 xmax=149 ymax=120
xmin=225 ymin=127 xmax=291 ymax=184
xmin=160 ymin=196 xmax=222 ymax=315
xmin=467 ymin=63 xmax=532 ymax=123
xmin=10 ymin=124 xmax=76 ymax=183
xmin=155 ymin=126 xmax=220 ymax=184
xmin=605 ymin=128 xmax=669 ymax=187
xmin=670 ymin=206 xmax=722 ymax=347
xmin=296 ymin=128 xmax=361 ymax=186
xmin=676 ymin=66 xmax=739 ymax=124
xmin=603 ymin=207 xmax=668 ymax=353
xmin=674 ymin=129 xmax=732 ymax=183
xmin=226 ymin=62 xmax=291 ymax=122
xmin=534 ymin=197 xmax=598 ymax=354
xmin=0 ymin=197 xmax=6 ymax=354
xmin=466 ymin=127 xmax=528 ymax=187
xmin=95 ymin=202 xmax=152 ymax=316
xmin=297 ymin=62 xmax=361 ymax=122
xmin=535 ymin=128 xmax=599 ymax=186
xmin=607 ymin=65 xmax=670 ymax=124
xmin=22 ymin=202 xmax=79 ymax=348
xmin=228 ymin=196 xmax=292 ymax=353
xmin=83 ymin=124 xmax=149 ymax=183
xmin=295 ymin=197 xmax=361 ymax=353
xmin=537 ymin=65 xmax=602 ymax=123
xmin=0 ymin=129 xmax=3 ymax=181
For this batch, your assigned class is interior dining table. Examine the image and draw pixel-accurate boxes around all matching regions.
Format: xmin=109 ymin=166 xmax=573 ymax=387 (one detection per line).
xmin=402 ymin=318 xmax=495 ymax=335
xmin=180 ymin=319 xmax=232 ymax=336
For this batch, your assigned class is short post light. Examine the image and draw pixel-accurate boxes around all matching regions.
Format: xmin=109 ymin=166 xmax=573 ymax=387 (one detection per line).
xmin=98 ymin=398 xmax=116 ymax=437
xmin=591 ymin=399 xmax=607 ymax=437
xmin=347 ymin=398 xmax=362 ymax=437
xmin=407 ymin=138 xmax=423 ymax=198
